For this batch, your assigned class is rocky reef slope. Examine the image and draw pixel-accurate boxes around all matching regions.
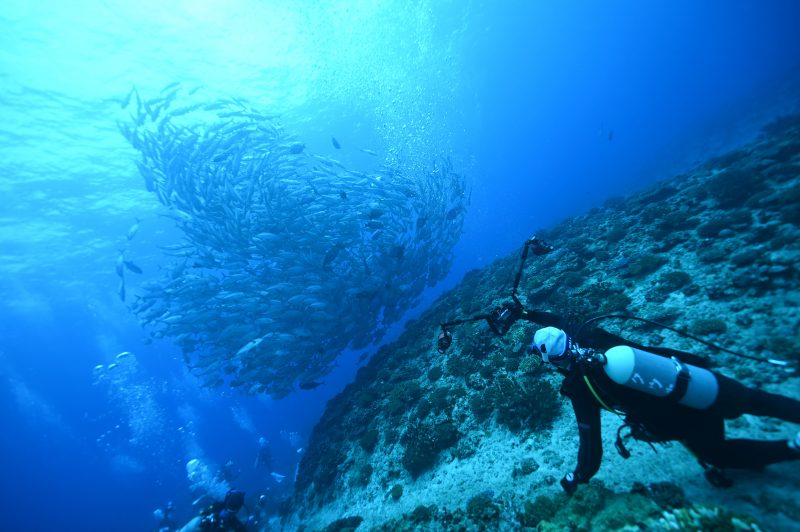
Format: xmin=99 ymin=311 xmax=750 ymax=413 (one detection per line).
xmin=283 ymin=116 xmax=800 ymax=531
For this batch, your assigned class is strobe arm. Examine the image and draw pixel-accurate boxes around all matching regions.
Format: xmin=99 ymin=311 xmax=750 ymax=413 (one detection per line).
xmin=512 ymin=235 xmax=554 ymax=303
xmin=437 ymin=235 xmax=554 ymax=353
xmin=437 ymin=314 xmax=491 ymax=353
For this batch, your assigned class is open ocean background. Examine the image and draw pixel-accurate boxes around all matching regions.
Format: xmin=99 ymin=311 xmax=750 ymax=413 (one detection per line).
xmin=1 ymin=2 xmax=799 ymax=530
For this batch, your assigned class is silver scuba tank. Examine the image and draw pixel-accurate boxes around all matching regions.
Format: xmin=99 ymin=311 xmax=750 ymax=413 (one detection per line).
xmin=602 ymin=345 xmax=719 ymax=409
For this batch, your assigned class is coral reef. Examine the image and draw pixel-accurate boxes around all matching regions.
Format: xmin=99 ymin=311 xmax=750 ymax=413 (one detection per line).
xmin=285 ymin=115 xmax=800 ymax=531
xmin=341 ymin=481 xmax=764 ymax=531
xmin=465 ymin=492 xmax=501 ymax=525
xmin=401 ymin=419 xmax=460 ymax=479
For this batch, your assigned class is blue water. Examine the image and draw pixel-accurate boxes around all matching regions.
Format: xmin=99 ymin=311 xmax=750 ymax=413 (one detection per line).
xmin=0 ymin=2 xmax=799 ymax=530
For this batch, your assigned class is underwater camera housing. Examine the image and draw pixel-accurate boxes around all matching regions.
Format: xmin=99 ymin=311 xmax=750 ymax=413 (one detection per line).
xmin=436 ymin=300 xmax=520 ymax=354
xmin=437 ymin=330 xmax=453 ymax=353
xmin=487 ymin=301 xmax=523 ymax=336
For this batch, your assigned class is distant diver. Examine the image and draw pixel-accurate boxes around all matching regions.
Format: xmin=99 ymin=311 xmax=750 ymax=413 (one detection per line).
xmin=598 ymin=120 xmax=613 ymax=141
xmin=254 ymin=437 xmax=272 ymax=470
xmin=331 ymin=136 xmax=341 ymax=149
xmin=436 ymin=236 xmax=799 ymax=493
xmin=153 ymin=500 xmax=177 ymax=532
xmin=177 ymin=489 xmax=247 ymax=532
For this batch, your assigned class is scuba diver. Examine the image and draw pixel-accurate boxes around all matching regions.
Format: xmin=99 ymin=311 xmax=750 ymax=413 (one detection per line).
xmin=153 ymin=500 xmax=177 ymax=532
xmin=531 ymin=325 xmax=800 ymax=492
xmin=178 ymin=489 xmax=249 ymax=532
xmin=218 ymin=460 xmax=239 ymax=484
xmin=254 ymin=437 xmax=272 ymax=470
xmin=437 ymin=236 xmax=800 ymax=492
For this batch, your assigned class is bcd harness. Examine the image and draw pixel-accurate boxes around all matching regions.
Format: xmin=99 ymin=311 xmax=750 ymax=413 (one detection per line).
xmin=576 ymin=357 xmax=669 ymax=460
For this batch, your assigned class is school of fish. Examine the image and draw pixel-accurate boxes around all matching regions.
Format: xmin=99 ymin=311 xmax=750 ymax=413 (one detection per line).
xmin=118 ymin=85 xmax=468 ymax=398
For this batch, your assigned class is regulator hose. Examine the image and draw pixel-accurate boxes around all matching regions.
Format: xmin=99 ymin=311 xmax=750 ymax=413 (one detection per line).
xmin=576 ymin=314 xmax=791 ymax=368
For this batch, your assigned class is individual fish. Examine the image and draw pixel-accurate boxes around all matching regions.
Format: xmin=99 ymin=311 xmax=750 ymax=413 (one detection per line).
xmin=446 ymin=206 xmax=463 ymax=221
xmin=322 ymin=243 xmax=344 ymax=270
xmin=118 ymin=280 xmax=126 ymax=302
xmin=115 ymin=251 xmax=125 ymax=278
xmin=288 ymin=143 xmax=305 ymax=154
xmin=236 ymin=336 xmax=265 ymax=357
xmin=133 ymin=90 xmax=144 ymax=122
xmin=124 ymin=260 xmax=143 ymax=274
xmin=331 ymin=137 xmax=341 ymax=149
xmin=166 ymin=102 xmax=204 ymax=117
xmin=202 ymin=101 xmax=228 ymax=111
xmin=287 ymin=294 xmax=307 ymax=305
xmin=121 ymin=87 xmax=137 ymax=109
xmin=299 ymin=381 xmax=322 ymax=390
xmin=358 ymin=148 xmax=377 ymax=156
xmin=212 ymin=151 xmax=232 ymax=163
xmin=254 ymin=232 xmax=279 ymax=242
xmin=339 ymin=191 xmax=347 ymax=200
xmin=270 ymin=472 xmax=286 ymax=483
xmin=116 ymin=351 xmax=133 ymax=360
xmin=161 ymin=81 xmax=181 ymax=93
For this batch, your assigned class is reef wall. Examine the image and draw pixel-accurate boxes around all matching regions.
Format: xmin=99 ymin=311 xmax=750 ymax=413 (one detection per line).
xmin=283 ymin=116 xmax=800 ymax=531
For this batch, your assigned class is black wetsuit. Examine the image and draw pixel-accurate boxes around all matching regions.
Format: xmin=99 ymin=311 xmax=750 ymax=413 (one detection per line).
xmin=198 ymin=503 xmax=247 ymax=532
xmin=521 ymin=310 xmax=800 ymax=485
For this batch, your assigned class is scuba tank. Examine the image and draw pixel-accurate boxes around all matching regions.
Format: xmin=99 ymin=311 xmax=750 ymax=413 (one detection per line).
xmin=602 ymin=345 xmax=719 ymax=409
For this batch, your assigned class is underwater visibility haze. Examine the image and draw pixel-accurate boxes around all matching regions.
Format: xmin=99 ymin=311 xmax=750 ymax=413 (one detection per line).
xmin=1 ymin=1 xmax=799 ymax=530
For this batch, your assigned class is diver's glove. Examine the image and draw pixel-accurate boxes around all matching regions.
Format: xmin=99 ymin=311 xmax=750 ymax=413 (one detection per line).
xmin=560 ymin=472 xmax=579 ymax=494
